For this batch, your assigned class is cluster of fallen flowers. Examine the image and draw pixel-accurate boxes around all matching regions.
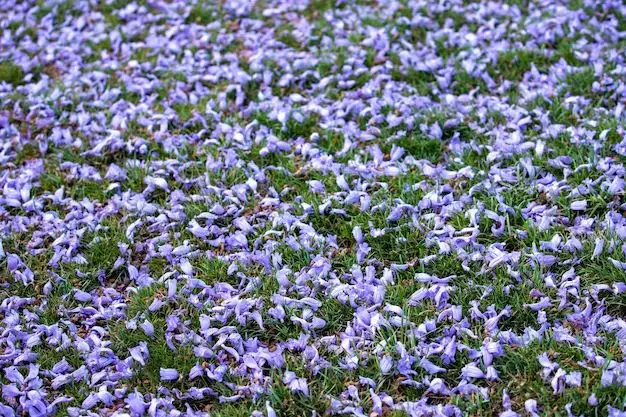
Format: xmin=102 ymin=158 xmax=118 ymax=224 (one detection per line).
xmin=1 ymin=0 xmax=626 ymax=416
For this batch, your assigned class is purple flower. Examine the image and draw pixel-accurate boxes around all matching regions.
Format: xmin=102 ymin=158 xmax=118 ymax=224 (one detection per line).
xmin=141 ymin=320 xmax=155 ymax=337
xmin=160 ymin=368 xmax=179 ymax=382
xmin=125 ymin=391 xmax=147 ymax=415
xmin=283 ymin=371 xmax=309 ymax=396
xmin=73 ymin=289 xmax=91 ymax=302
xmin=524 ymin=297 xmax=552 ymax=311
xmin=129 ymin=342 xmax=149 ymax=366
xmin=379 ymin=355 xmax=393 ymax=375
xmin=461 ymin=363 xmax=485 ymax=379
xmin=420 ymin=358 xmax=446 ymax=375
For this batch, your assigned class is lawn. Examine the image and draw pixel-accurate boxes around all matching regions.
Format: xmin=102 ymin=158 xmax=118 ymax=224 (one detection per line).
xmin=1 ymin=0 xmax=626 ymax=416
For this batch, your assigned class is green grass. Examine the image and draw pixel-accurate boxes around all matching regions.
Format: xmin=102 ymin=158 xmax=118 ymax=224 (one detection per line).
xmin=186 ymin=3 xmax=217 ymax=24
xmin=565 ymin=68 xmax=596 ymax=97
xmin=193 ymin=257 xmax=234 ymax=285
xmin=490 ymin=338 xmax=626 ymax=415
xmin=393 ymin=136 xmax=443 ymax=163
xmin=303 ymin=0 xmax=340 ymax=19
xmin=453 ymin=68 xmax=488 ymax=95
xmin=391 ymin=68 xmax=436 ymax=96
xmin=489 ymin=49 xmax=556 ymax=82
xmin=277 ymin=24 xmax=302 ymax=50
xmin=109 ymin=320 xmax=198 ymax=389
xmin=107 ymin=286 xmax=201 ymax=389
xmin=0 ymin=61 xmax=24 ymax=85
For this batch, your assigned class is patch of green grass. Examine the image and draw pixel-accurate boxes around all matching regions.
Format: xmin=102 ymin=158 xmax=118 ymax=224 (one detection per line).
xmin=265 ymin=365 xmax=346 ymax=416
xmin=36 ymin=218 xmax=131 ymax=292
xmin=316 ymin=131 xmax=345 ymax=154
xmin=70 ymin=180 xmax=110 ymax=201
xmin=393 ymin=136 xmax=443 ymax=163
xmin=391 ymin=68 xmax=436 ymax=96
xmin=129 ymin=47 xmax=158 ymax=65
xmin=432 ymin=9 xmax=473 ymax=31
xmin=579 ymin=254 xmax=626 ymax=316
xmin=108 ymin=286 xmax=206 ymax=391
xmin=204 ymin=401 xmax=261 ymax=417
xmin=172 ymin=99 xmax=206 ymax=123
xmin=366 ymin=224 xmax=427 ymax=264
xmin=33 ymin=344 xmax=84 ymax=371
xmin=53 ymin=0 xmax=77 ymax=26
xmin=125 ymin=164 xmax=149 ymax=192
xmin=277 ymin=25 xmax=301 ymax=50
xmin=96 ymin=0 xmax=128 ymax=23
xmin=529 ymin=97 xmax=578 ymax=126
xmin=565 ymin=68 xmax=595 ymax=97
xmin=202 ymin=358 xmax=352 ymax=417
xmin=127 ymin=285 xmax=165 ymax=317
xmin=194 ymin=257 xmax=235 ymax=285
xmin=317 ymin=298 xmax=354 ymax=335
xmin=38 ymin=170 xmax=65 ymax=195
xmin=207 ymin=166 xmax=250 ymax=189
xmin=109 ymin=319 xmax=198 ymax=389
xmin=489 ymin=49 xmax=555 ymax=82
xmin=491 ymin=338 xmax=626 ymax=415
xmin=186 ymin=2 xmax=217 ymax=24
xmin=352 ymin=71 xmax=372 ymax=89
xmin=0 ymin=61 xmax=24 ymax=85
xmin=306 ymin=211 xmax=356 ymax=248
xmin=34 ymin=3 xmax=52 ymax=21
xmin=452 ymin=68 xmax=488 ymax=95
xmin=594 ymin=117 xmax=625 ymax=156
xmin=86 ymin=38 xmax=113 ymax=61
xmin=303 ymin=0 xmax=339 ymax=19
xmin=279 ymin=248 xmax=313 ymax=272
xmin=14 ymin=143 xmax=40 ymax=165
xmin=254 ymin=111 xmax=320 ymax=140
xmin=316 ymin=60 xmax=334 ymax=78
xmin=433 ymin=36 xmax=468 ymax=61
